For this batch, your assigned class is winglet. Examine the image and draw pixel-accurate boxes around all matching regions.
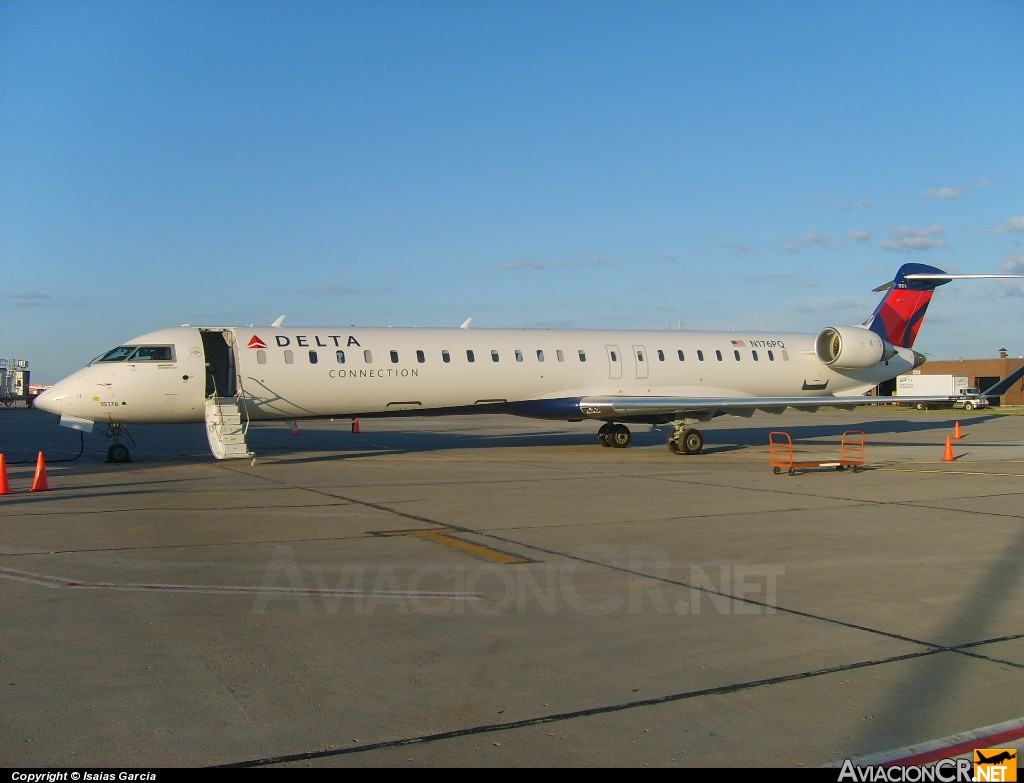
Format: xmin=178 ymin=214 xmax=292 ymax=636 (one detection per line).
xmin=460 ymin=318 xmax=473 ymax=329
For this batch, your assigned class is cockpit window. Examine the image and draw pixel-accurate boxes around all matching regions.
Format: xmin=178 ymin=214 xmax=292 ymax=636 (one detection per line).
xmin=94 ymin=346 xmax=136 ymax=363
xmin=93 ymin=345 xmax=175 ymax=363
xmin=133 ymin=346 xmax=174 ymax=361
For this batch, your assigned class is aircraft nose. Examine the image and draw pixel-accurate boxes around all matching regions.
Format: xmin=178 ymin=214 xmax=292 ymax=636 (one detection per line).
xmin=32 ymin=384 xmax=66 ymax=415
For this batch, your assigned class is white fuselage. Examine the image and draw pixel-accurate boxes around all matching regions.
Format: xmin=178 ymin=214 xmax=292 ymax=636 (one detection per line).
xmin=36 ymin=324 xmax=917 ymax=426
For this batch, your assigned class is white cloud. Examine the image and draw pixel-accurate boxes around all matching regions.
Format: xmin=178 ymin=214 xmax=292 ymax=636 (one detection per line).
xmin=849 ymin=230 xmax=872 ymax=242
xmin=781 ymin=233 xmax=842 ymax=253
xmin=995 ymin=216 xmax=1024 ymax=233
xmin=821 ymin=196 xmax=872 ymax=210
xmin=877 ymin=225 xmax=947 ymax=252
xmin=498 ymin=256 xmax=627 ymax=271
xmin=718 ymin=241 xmax=751 ymax=254
xmin=498 ymin=260 xmax=545 ymax=270
xmin=922 ymin=185 xmax=963 ymax=199
xmin=1001 ymin=254 xmax=1024 ymax=274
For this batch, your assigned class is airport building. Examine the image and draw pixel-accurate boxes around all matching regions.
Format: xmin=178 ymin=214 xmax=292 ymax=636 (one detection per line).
xmin=0 ymin=358 xmax=31 ymax=404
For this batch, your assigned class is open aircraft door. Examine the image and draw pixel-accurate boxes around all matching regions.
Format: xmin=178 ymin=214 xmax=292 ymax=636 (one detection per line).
xmin=200 ymin=328 xmax=238 ymax=398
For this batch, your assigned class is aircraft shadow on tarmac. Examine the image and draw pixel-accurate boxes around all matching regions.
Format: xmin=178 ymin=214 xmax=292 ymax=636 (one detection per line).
xmin=240 ymin=413 xmax=998 ymax=465
xmin=9 ymin=412 xmax=999 ymax=467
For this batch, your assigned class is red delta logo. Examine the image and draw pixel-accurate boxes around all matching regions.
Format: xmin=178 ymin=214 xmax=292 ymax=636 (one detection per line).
xmin=975 ymin=749 xmax=1017 ymax=782
xmin=247 ymin=335 xmax=268 ymax=349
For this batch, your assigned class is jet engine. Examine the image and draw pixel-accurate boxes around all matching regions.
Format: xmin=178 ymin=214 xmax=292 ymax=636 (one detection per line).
xmin=814 ymin=326 xmax=896 ymax=368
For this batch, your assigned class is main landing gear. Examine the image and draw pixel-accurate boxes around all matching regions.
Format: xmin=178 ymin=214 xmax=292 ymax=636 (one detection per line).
xmin=104 ymin=422 xmax=133 ymax=463
xmin=598 ymin=422 xmax=632 ymax=448
xmin=667 ymin=424 xmax=704 ymax=455
xmin=597 ymin=422 xmax=705 ymax=454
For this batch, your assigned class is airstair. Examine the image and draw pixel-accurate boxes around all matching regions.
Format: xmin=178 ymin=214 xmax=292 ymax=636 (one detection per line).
xmin=205 ymin=396 xmax=254 ymax=460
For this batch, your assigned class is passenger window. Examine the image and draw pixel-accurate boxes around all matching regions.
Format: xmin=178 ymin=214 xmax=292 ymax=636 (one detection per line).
xmin=416 ymin=350 xmax=425 ymax=363
xmin=768 ymin=350 xmax=774 ymax=361
xmin=467 ymin=350 xmax=475 ymax=363
xmin=556 ymin=350 xmax=565 ymax=362
xmin=515 ymin=349 xmax=523 ymax=362
xmin=610 ymin=351 xmax=618 ymax=362
xmin=752 ymin=351 xmax=759 ymax=361
xmin=284 ymin=350 xmax=294 ymax=365
xmin=257 ymin=350 xmax=267 ymax=365
xmin=733 ymin=350 xmax=740 ymax=361
xmin=677 ymin=350 xmax=685 ymax=361
xmin=636 ymin=350 xmax=644 ymax=362
xmin=657 ymin=350 xmax=665 ymax=361
xmin=697 ymin=350 xmax=704 ymax=361
xmin=491 ymin=350 xmax=500 ymax=362
xmin=536 ymin=350 xmax=545 ymax=362
xmin=309 ymin=350 xmax=318 ymax=364
xmin=578 ymin=350 xmax=586 ymax=362
xmin=782 ymin=350 xmax=789 ymax=361
xmin=442 ymin=350 xmax=451 ymax=363
xmin=716 ymin=350 xmax=723 ymax=361
xmin=336 ymin=350 xmax=346 ymax=364
xmin=390 ymin=350 xmax=399 ymax=364
xmin=363 ymin=350 xmax=373 ymax=363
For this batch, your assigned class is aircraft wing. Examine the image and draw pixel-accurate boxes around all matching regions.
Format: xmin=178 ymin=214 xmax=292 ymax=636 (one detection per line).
xmin=576 ymin=394 xmax=936 ymax=422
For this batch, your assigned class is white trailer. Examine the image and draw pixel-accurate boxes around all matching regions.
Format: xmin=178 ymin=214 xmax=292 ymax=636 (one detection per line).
xmin=895 ymin=373 xmax=988 ymax=410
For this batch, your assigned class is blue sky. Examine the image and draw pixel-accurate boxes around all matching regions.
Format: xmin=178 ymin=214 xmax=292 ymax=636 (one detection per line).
xmin=2 ymin=0 xmax=1023 ymax=383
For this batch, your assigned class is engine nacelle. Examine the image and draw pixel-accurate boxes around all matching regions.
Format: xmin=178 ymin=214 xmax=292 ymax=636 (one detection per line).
xmin=815 ymin=326 xmax=896 ymax=369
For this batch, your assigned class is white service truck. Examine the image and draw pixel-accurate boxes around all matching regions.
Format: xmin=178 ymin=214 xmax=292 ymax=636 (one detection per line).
xmin=896 ymin=374 xmax=989 ymax=410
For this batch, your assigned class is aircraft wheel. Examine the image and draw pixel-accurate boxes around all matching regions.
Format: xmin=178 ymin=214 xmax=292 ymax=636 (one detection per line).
xmin=107 ymin=444 xmax=131 ymax=464
xmin=668 ymin=439 xmax=682 ymax=454
xmin=598 ymin=423 xmax=613 ymax=447
xmin=681 ymin=428 xmax=704 ymax=455
xmin=608 ymin=424 xmax=631 ymax=448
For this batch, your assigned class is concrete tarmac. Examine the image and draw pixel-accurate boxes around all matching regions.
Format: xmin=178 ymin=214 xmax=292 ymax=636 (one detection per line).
xmin=2 ymin=406 xmax=1023 ymax=768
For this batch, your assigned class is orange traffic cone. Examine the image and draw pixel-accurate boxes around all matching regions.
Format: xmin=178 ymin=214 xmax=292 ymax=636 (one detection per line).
xmin=942 ymin=437 xmax=956 ymax=462
xmin=0 ymin=454 xmax=11 ymax=495
xmin=292 ymin=419 xmax=299 ymax=436
xmin=953 ymin=421 xmax=962 ymax=440
xmin=351 ymin=418 xmax=360 ymax=433
xmin=29 ymin=452 xmax=50 ymax=492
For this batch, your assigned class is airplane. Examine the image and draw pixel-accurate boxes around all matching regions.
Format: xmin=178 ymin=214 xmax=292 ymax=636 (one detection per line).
xmin=976 ymin=751 xmax=1017 ymax=765
xmin=34 ymin=263 xmax=1021 ymax=463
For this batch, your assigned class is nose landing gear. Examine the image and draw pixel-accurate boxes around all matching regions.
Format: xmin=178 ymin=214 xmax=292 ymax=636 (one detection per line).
xmin=104 ymin=422 xmax=133 ymax=463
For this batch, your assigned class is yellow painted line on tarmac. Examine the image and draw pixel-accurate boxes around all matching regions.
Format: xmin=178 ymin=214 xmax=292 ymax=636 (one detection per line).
xmin=874 ymin=466 xmax=1024 ymax=477
xmin=378 ymin=529 xmax=532 ymax=564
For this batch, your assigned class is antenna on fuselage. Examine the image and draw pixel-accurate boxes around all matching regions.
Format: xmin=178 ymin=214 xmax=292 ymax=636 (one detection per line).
xmin=460 ymin=318 xmax=473 ymax=329
xmin=272 ymin=315 xmax=286 ymax=328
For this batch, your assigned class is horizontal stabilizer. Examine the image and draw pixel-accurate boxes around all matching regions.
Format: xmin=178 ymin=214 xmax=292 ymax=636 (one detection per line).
xmin=982 ymin=365 xmax=1024 ymax=397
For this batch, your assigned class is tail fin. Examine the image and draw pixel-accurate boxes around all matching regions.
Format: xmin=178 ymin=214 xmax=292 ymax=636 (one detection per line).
xmin=864 ymin=263 xmax=950 ymax=349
